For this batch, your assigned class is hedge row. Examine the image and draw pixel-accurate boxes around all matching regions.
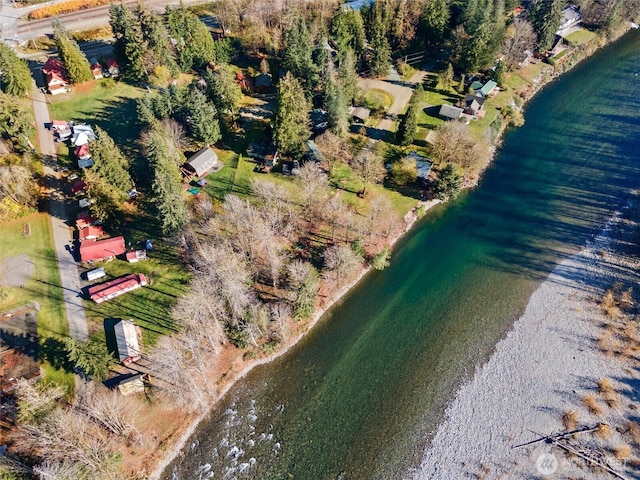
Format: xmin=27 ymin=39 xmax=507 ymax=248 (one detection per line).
xmin=28 ymin=0 xmax=112 ymax=20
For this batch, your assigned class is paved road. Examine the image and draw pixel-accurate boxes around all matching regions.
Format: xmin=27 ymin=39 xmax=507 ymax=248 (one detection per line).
xmin=31 ymin=83 xmax=89 ymax=341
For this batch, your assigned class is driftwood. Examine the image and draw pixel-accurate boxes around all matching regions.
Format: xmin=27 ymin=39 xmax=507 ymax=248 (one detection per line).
xmin=512 ymin=427 xmax=629 ymax=480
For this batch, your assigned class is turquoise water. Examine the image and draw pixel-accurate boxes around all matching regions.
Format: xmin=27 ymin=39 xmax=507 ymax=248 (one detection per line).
xmin=166 ymin=31 xmax=640 ymax=480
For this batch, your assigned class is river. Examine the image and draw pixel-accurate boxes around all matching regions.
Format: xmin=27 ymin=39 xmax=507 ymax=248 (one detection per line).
xmin=164 ymin=30 xmax=640 ymax=480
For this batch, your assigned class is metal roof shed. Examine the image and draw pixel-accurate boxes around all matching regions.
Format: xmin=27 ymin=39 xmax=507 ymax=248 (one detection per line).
xmin=113 ymin=319 xmax=141 ymax=365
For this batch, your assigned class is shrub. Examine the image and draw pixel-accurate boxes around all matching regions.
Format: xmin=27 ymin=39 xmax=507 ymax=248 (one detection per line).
xmin=371 ymin=246 xmax=391 ymax=271
xmin=583 ymin=394 xmax=603 ymax=415
xmin=597 ymin=378 xmax=614 ymax=394
xmin=562 ymin=410 xmax=579 ymax=430
xmin=601 ymin=288 xmax=620 ymax=317
xmin=594 ymin=423 xmax=611 ymax=439
xmin=613 ymin=444 xmax=631 ymax=460
xmin=28 ymin=0 xmax=112 ymax=19
xmin=99 ymin=78 xmax=116 ymax=90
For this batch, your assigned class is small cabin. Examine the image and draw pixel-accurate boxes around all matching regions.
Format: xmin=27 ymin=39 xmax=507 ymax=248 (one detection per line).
xmin=113 ymin=319 xmax=141 ymax=365
xmin=183 ymin=147 xmax=222 ymax=178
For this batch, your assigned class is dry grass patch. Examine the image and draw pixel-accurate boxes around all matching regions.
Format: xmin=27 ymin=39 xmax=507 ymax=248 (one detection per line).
xmin=597 ymin=378 xmax=614 ymax=394
xmin=601 ymin=289 xmax=620 ymax=318
xmin=562 ymin=410 xmax=580 ymax=430
xmin=584 ymin=394 xmax=603 ymax=415
xmin=595 ymin=423 xmax=612 ymax=439
xmin=613 ymin=443 xmax=632 ymax=460
xmin=623 ymin=421 xmax=640 ymax=446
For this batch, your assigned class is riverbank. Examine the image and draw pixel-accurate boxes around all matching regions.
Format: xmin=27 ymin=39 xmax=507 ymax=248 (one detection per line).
xmin=414 ymin=193 xmax=640 ymax=479
xmin=148 ymin=25 xmax=637 ymax=480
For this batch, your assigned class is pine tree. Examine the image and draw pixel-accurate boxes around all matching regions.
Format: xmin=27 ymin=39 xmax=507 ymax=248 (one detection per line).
xmin=110 ymin=4 xmax=147 ymax=80
xmin=184 ymin=87 xmax=221 ymax=145
xmin=434 ymin=163 xmax=461 ymax=201
xmin=282 ymin=13 xmax=318 ymax=92
xmin=325 ymin=63 xmax=349 ymax=137
xmin=367 ymin=6 xmax=391 ymax=78
xmin=204 ymin=64 xmax=242 ymax=129
xmin=421 ymin=0 xmax=450 ymax=47
xmin=65 ymin=338 xmax=117 ymax=381
xmin=338 ymin=48 xmax=359 ymax=105
xmin=0 ymin=92 xmax=34 ymax=152
xmin=331 ymin=8 xmax=366 ymax=58
xmin=166 ymin=5 xmax=216 ymax=71
xmin=53 ymin=21 xmax=92 ymax=83
xmin=274 ymin=72 xmax=311 ymax=157
xmin=90 ymin=126 xmax=132 ymax=198
xmin=138 ymin=6 xmax=180 ymax=77
xmin=0 ymin=44 xmax=32 ymax=97
xmin=530 ymin=0 xmax=565 ymax=51
xmin=396 ymin=88 xmax=419 ymax=146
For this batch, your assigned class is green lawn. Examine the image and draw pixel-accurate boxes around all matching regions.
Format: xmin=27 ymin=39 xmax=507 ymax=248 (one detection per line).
xmin=49 ymin=81 xmax=145 ymax=159
xmin=0 ymin=213 xmax=73 ymax=389
xmin=361 ymin=88 xmax=394 ymax=111
xmin=564 ymin=28 xmax=596 ymax=46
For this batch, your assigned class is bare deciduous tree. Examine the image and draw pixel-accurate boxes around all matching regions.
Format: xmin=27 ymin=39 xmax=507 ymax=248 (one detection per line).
xmin=351 ymin=148 xmax=386 ymax=196
xmin=315 ymin=130 xmax=351 ymax=174
xmin=323 ymin=243 xmax=362 ymax=285
xmin=297 ymin=161 xmax=328 ymax=210
xmin=502 ymin=18 xmax=536 ymax=70
xmin=431 ymin=121 xmax=474 ymax=167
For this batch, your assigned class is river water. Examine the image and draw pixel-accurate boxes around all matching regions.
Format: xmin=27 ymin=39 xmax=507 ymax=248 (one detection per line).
xmin=165 ymin=31 xmax=640 ymax=480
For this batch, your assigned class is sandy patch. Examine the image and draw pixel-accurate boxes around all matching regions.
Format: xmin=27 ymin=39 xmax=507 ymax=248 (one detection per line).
xmin=0 ymin=255 xmax=35 ymax=287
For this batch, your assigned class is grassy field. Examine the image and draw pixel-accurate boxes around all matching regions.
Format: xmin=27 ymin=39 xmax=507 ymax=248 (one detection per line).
xmin=361 ymin=88 xmax=394 ymax=111
xmin=49 ymin=80 xmax=145 ymax=159
xmin=565 ymin=28 xmax=596 ymax=46
xmin=0 ymin=213 xmax=73 ymax=388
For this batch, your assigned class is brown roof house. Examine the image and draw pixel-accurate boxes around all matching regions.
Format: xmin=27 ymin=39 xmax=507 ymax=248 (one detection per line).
xmin=42 ymin=57 xmax=70 ymax=95
xmin=463 ymin=93 xmax=486 ymax=117
xmin=183 ymin=147 xmax=223 ymax=178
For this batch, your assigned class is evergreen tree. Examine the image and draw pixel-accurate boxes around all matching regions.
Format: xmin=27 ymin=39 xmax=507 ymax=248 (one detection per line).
xmin=53 ymin=21 xmax=92 ymax=83
xmin=396 ymin=88 xmax=419 ymax=146
xmin=109 ymin=4 xmax=147 ymax=80
xmin=274 ymin=72 xmax=311 ymax=157
xmin=434 ymin=163 xmax=462 ymax=201
xmin=421 ymin=0 xmax=450 ymax=47
xmin=204 ymin=64 xmax=242 ymax=129
xmin=137 ymin=95 xmax=157 ymax=128
xmin=439 ymin=62 xmax=454 ymax=90
xmin=184 ymin=87 xmax=221 ymax=145
xmin=166 ymin=5 xmax=216 ymax=71
xmin=282 ymin=13 xmax=318 ymax=92
xmin=0 ymin=44 xmax=32 ymax=97
xmin=338 ymin=48 xmax=359 ymax=105
xmin=90 ymin=126 xmax=132 ymax=198
xmin=0 ymin=92 xmax=34 ymax=152
xmin=325 ymin=63 xmax=349 ymax=137
xmin=137 ymin=6 xmax=180 ymax=77
xmin=84 ymin=170 xmax=125 ymax=227
xmin=490 ymin=60 xmax=506 ymax=88
xmin=65 ymin=338 xmax=117 ymax=381
xmin=367 ymin=3 xmax=392 ymax=78
xmin=331 ymin=8 xmax=366 ymax=58
xmin=529 ymin=0 xmax=565 ymax=51
xmin=144 ymin=127 xmax=188 ymax=235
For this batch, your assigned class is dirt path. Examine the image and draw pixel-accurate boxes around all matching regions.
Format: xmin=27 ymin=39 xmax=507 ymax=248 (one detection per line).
xmin=31 ymin=83 xmax=89 ymax=341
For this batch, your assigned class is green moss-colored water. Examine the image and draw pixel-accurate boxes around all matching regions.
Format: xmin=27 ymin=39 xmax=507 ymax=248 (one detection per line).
xmin=165 ymin=31 xmax=640 ymax=480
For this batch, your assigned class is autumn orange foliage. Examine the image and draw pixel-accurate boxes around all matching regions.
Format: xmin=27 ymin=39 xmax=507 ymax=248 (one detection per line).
xmin=28 ymin=0 xmax=112 ymax=20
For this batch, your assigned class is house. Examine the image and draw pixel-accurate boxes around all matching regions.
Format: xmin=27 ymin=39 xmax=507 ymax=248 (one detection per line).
xmin=76 ymin=210 xmax=100 ymax=229
xmin=479 ymin=80 xmax=498 ymax=97
xmin=112 ymin=319 xmax=142 ymax=364
xmin=183 ymin=146 xmax=222 ymax=177
xmin=106 ymin=58 xmax=119 ymax=78
xmin=91 ymin=62 xmax=103 ymax=80
xmin=439 ymin=104 xmax=464 ymax=120
xmin=254 ymin=73 xmax=272 ymax=93
xmin=79 ymin=236 xmax=126 ymax=263
xmin=42 ymin=57 xmax=69 ymax=95
xmin=125 ymin=250 xmax=147 ymax=263
xmin=50 ymin=120 xmax=69 ymax=131
xmin=78 ymin=225 xmax=104 ymax=241
xmin=350 ymin=106 xmax=371 ymax=123
xmin=556 ymin=5 xmax=581 ymax=35
xmin=88 ymin=274 xmax=147 ymax=304
xmin=464 ymin=93 xmax=486 ymax=116
xmin=469 ymin=80 xmax=484 ymax=92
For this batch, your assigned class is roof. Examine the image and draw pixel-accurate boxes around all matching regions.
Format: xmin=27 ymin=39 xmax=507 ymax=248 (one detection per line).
xmin=79 ymin=236 xmax=126 ymax=262
xmin=185 ymin=147 xmax=219 ymax=177
xmin=42 ymin=57 xmax=66 ymax=77
xmin=255 ymin=73 xmax=272 ymax=88
xmin=70 ymin=179 xmax=87 ymax=194
xmin=464 ymin=93 xmax=485 ymax=113
xmin=88 ymin=274 xmax=147 ymax=304
xmin=479 ymin=80 xmax=497 ymax=96
xmin=439 ymin=104 xmax=463 ymax=120
xmin=74 ymin=144 xmax=91 ymax=159
xmin=350 ymin=106 xmax=371 ymax=121
xmin=106 ymin=58 xmax=119 ymax=69
xmin=112 ymin=319 xmax=141 ymax=363
xmin=470 ymin=80 xmax=484 ymax=91
xmin=118 ymin=374 xmax=146 ymax=395
xmin=79 ymin=225 xmax=104 ymax=241
xmin=126 ymin=250 xmax=147 ymax=262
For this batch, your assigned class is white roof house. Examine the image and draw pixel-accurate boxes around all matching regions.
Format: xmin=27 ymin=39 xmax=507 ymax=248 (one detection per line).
xmin=113 ymin=319 xmax=141 ymax=365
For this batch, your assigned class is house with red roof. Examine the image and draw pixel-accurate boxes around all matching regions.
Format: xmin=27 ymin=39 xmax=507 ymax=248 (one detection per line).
xmin=106 ymin=58 xmax=119 ymax=78
xmin=42 ymin=57 xmax=70 ymax=95
xmin=78 ymin=225 xmax=104 ymax=241
xmin=79 ymin=236 xmax=126 ymax=263
xmin=91 ymin=62 xmax=103 ymax=80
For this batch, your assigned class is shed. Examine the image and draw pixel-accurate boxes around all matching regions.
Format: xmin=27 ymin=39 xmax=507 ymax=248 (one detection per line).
xmin=184 ymin=147 xmax=220 ymax=177
xmin=118 ymin=373 xmax=148 ymax=395
xmin=85 ymin=267 xmax=106 ymax=281
xmin=91 ymin=62 xmax=103 ymax=80
xmin=113 ymin=319 xmax=141 ymax=365
xmin=106 ymin=58 xmax=119 ymax=78
xmin=88 ymin=273 xmax=147 ymax=304
xmin=350 ymin=106 xmax=371 ymax=123
xmin=470 ymin=80 xmax=484 ymax=92
xmin=439 ymin=104 xmax=464 ymax=120
xmin=125 ymin=250 xmax=147 ymax=263
xmin=79 ymin=236 xmax=126 ymax=263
